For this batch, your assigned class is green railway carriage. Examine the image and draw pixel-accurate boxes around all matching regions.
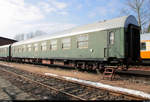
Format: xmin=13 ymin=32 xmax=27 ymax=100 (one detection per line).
xmin=11 ymin=15 xmax=140 ymax=69
xmin=0 ymin=45 xmax=11 ymax=61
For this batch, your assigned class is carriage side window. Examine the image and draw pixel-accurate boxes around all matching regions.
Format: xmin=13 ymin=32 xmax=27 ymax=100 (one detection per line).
xmin=27 ymin=45 xmax=31 ymax=52
xmin=50 ymin=40 xmax=57 ymax=50
xmin=12 ymin=48 xmax=14 ymax=53
xmin=4 ymin=48 xmax=7 ymax=52
xmin=17 ymin=48 xmax=19 ymax=53
xmin=34 ymin=44 xmax=38 ymax=52
xmin=19 ymin=47 xmax=22 ymax=53
xmin=18 ymin=48 xmax=20 ymax=53
xmin=14 ymin=48 xmax=16 ymax=53
xmin=41 ymin=42 xmax=46 ymax=51
xmin=2 ymin=49 xmax=4 ymax=53
xmin=1 ymin=49 xmax=2 ymax=53
xmin=141 ymin=42 xmax=146 ymax=51
xmin=18 ymin=48 xmax=19 ymax=53
xmin=15 ymin=48 xmax=17 ymax=53
xmin=4 ymin=48 xmax=6 ymax=52
xmin=109 ymin=32 xmax=115 ymax=45
xmin=23 ymin=45 xmax=26 ymax=52
xmin=62 ymin=38 xmax=71 ymax=49
xmin=21 ymin=47 xmax=23 ymax=52
xmin=77 ymin=35 xmax=88 ymax=48
xmin=0 ymin=49 xmax=2 ymax=53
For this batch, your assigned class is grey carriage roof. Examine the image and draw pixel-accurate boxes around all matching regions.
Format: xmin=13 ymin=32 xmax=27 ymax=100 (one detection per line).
xmin=12 ymin=15 xmax=138 ymax=47
xmin=141 ymin=33 xmax=150 ymax=41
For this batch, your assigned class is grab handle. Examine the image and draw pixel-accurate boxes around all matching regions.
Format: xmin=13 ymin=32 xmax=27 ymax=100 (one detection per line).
xmin=104 ymin=48 xmax=107 ymax=57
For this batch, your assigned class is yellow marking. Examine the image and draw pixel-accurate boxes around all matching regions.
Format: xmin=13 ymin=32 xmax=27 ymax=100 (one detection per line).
xmin=140 ymin=51 xmax=150 ymax=59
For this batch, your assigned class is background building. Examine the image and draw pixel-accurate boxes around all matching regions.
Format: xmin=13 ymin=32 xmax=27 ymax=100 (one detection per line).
xmin=0 ymin=37 xmax=17 ymax=46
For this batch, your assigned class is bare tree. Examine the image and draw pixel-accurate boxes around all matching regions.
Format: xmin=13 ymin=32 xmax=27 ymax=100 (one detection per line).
xmin=148 ymin=24 xmax=150 ymax=33
xmin=14 ymin=33 xmax=25 ymax=41
xmin=127 ymin=0 xmax=145 ymax=32
xmin=14 ymin=30 xmax=47 ymax=41
xmin=121 ymin=0 xmax=150 ymax=33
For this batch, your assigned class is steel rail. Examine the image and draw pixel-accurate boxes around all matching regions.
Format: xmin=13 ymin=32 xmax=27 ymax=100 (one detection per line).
xmin=35 ymin=71 xmax=149 ymax=100
xmin=0 ymin=68 xmax=85 ymax=100
xmin=0 ymin=65 xmax=149 ymax=100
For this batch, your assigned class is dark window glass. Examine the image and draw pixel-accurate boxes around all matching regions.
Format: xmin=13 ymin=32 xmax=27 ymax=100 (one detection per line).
xmin=141 ymin=42 xmax=146 ymax=51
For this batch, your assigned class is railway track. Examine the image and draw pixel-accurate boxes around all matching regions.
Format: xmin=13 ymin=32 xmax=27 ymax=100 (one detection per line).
xmin=0 ymin=65 xmax=148 ymax=100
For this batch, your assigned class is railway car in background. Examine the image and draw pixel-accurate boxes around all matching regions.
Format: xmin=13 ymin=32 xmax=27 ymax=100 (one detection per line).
xmin=0 ymin=15 xmax=141 ymax=71
xmin=140 ymin=33 xmax=150 ymax=64
xmin=0 ymin=44 xmax=11 ymax=61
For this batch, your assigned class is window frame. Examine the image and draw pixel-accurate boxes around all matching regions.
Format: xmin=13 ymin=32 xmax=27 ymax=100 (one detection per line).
xmin=23 ymin=45 xmax=26 ymax=52
xmin=50 ymin=40 xmax=57 ymax=50
xmin=19 ymin=47 xmax=22 ymax=53
xmin=109 ymin=31 xmax=115 ymax=45
xmin=27 ymin=45 xmax=32 ymax=52
xmin=41 ymin=42 xmax=47 ymax=51
xmin=77 ymin=34 xmax=88 ymax=49
xmin=34 ymin=44 xmax=38 ymax=52
xmin=62 ymin=38 xmax=71 ymax=50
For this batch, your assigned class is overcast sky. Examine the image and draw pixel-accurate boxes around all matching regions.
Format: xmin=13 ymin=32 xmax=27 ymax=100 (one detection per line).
xmin=0 ymin=0 xmax=126 ymax=39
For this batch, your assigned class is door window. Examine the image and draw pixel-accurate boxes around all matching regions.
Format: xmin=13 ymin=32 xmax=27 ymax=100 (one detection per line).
xmin=109 ymin=32 xmax=115 ymax=45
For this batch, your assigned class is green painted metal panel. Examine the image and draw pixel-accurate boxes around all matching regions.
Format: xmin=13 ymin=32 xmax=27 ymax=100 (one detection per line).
xmin=12 ymin=27 xmax=125 ymax=60
xmin=107 ymin=28 xmax=124 ymax=58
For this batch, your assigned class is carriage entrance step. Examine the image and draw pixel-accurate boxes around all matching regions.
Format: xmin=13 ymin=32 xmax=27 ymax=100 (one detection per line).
xmin=103 ymin=66 xmax=118 ymax=80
